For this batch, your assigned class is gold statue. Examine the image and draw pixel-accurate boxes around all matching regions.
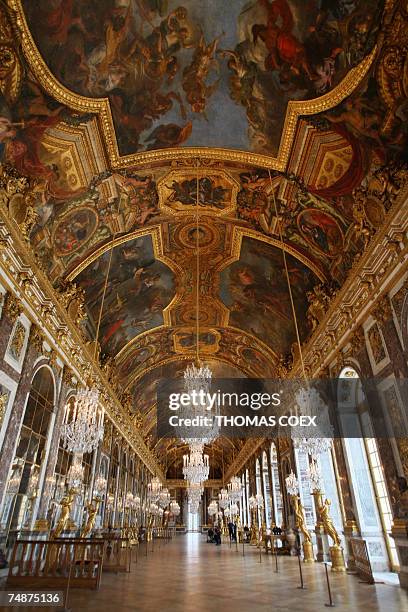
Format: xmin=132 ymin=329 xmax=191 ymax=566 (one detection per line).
xmin=51 ymin=489 xmax=75 ymax=539
xmin=292 ymin=495 xmax=312 ymax=543
xmin=80 ymin=499 xmax=100 ymax=538
xmin=318 ymin=498 xmax=341 ymax=547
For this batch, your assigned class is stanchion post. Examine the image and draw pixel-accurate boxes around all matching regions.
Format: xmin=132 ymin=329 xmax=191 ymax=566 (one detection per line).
xmin=324 ymin=562 xmax=335 ymax=607
xmin=297 ymin=547 xmax=306 ymax=589
xmin=274 ymin=541 xmax=279 ymax=573
xmin=63 ymin=561 xmax=74 ymax=612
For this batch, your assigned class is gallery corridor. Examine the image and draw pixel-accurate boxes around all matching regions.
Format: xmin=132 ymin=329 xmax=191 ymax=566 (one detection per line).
xmin=56 ymin=534 xmax=407 ymax=612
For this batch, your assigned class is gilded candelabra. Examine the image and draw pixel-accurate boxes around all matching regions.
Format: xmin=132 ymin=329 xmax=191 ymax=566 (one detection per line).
xmin=80 ymin=498 xmax=100 ymax=538
xmin=315 ymin=495 xmax=345 ymax=572
xmin=291 ymin=495 xmax=314 ymax=562
xmin=50 ymin=489 xmax=76 ymax=539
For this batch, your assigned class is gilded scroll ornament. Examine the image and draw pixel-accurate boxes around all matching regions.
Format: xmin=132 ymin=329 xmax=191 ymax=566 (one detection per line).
xmin=3 ymin=292 xmax=21 ymax=322
xmin=0 ymin=165 xmax=38 ymax=241
xmin=0 ymin=2 xmax=23 ymax=105
xmin=306 ymin=283 xmax=337 ymax=331
xmin=56 ymin=281 xmax=87 ymax=326
xmin=29 ymin=324 xmax=44 ymax=354
xmin=0 ymin=390 xmax=9 ymax=426
xmin=9 ymin=319 xmax=26 ymax=359
xmin=372 ymin=295 xmax=393 ymax=326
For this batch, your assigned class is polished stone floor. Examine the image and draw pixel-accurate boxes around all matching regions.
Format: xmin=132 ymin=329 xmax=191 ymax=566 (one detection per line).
xmin=2 ymin=534 xmax=408 ymax=611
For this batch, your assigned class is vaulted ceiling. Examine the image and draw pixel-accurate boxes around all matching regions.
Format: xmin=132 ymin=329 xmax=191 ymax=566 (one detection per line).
xmin=2 ymin=0 xmax=407 ymax=474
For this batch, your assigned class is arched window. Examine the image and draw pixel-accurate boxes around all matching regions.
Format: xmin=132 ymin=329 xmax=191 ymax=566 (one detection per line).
xmin=1 ymin=367 xmax=54 ymax=540
xmin=245 ymin=468 xmax=250 ymax=526
xmin=109 ymin=444 xmax=119 ymax=523
xmin=293 ymin=447 xmax=316 ymax=530
xmin=241 ymin=473 xmax=246 ymax=524
xmin=270 ymin=443 xmax=283 ymax=526
xmin=255 ymin=458 xmax=262 ymax=524
xmin=262 ymin=451 xmax=271 ymax=528
xmin=339 ymin=366 xmax=398 ymax=570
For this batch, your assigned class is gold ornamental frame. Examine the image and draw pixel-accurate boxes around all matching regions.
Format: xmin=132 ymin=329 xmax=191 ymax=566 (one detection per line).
xmin=10 ymin=0 xmax=376 ymax=171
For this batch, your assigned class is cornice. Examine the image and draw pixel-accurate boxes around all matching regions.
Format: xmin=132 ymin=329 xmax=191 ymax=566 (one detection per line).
xmin=224 ymin=438 xmax=265 ymax=482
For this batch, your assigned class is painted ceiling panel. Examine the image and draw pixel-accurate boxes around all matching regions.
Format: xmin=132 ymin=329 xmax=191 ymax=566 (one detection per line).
xmin=219 ymin=236 xmax=318 ymax=353
xmin=75 ymin=234 xmax=176 ymax=355
xmin=22 ymin=0 xmax=383 ymax=156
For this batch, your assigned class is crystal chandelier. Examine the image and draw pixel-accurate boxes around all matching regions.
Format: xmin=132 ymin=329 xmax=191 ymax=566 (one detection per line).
xmin=150 ymin=502 xmax=159 ymax=515
xmin=218 ymin=488 xmax=229 ymax=509
xmin=125 ymin=492 xmax=134 ymax=508
xmin=182 ymin=364 xmax=218 ymax=445
xmin=285 ymin=471 xmax=299 ymax=496
xmin=230 ymin=502 xmax=239 ymax=516
xmin=208 ymin=500 xmax=218 ymax=516
xmin=147 ymin=476 xmax=162 ymax=502
xmin=292 ymin=387 xmax=333 ymax=458
xmin=158 ymin=487 xmax=171 ymax=508
xmin=93 ymin=476 xmax=107 ymax=499
xmin=249 ymin=493 xmax=264 ymax=510
xmin=61 ymin=387 xmax=104 ymax=454
xmin=227 ymin=476 xmax=242 ymax=502
xmin=133 ymin=495 xmax=141 ymax=509
xmin=182 ymin=169 xmax=217 ymax=446
xmin=183 ymin=442 xmax=209 ymax=484
xmin=67 ymin=454 xmax=84 ymax=491
xmin=170 ymin=500 xmax=180 ymax=516
xmin=307 ymin=457 xmax=323 ymax=491
xmin=188 ymin=483 xmax=203 ymax=514
xmin=184 ymin=363 xmax=212 ymax=394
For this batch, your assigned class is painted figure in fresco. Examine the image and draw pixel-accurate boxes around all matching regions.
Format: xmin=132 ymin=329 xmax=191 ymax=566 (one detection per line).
xmin=112 ymin=172 xmax=159 ymax=225
xmin=298 ymin=210 xmax=344 ymax=257
xmin=252 ymin=0 xmax=313 ymax=79
xmin=54 ymin=210 xmax=96 ymax=255
xmin=78 ymin=236 xmax=174 ymax=355
xmin=166 ymin=177 xmax=227 ymax=208
xmin=221 ymin=239 xmax=317 ymax=353
xmin=182 ymin=32 xmax=223 ymax=115
xmin=144 ymin=121 xmax=192 ymax=149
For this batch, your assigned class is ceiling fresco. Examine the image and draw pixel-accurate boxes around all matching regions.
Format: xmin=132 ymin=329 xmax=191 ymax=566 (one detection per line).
xmin=74 ymin=233 xmax=177 ymax=355
xmin=1 ymin=0 xmax=407 ymax=471
xmin=219 ymin=236 xmax=318 ymax=353
xmin=20 ymin=0 xmax=383 ymax=157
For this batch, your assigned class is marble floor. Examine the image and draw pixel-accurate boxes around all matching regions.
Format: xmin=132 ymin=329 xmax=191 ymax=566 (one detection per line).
xmin=1 ymin=534 xmax=408 ymax=612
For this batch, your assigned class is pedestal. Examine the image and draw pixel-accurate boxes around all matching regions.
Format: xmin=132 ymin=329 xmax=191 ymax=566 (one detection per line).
xmin=33 ymin=518 xmax=49 ymax=532
xmin=315 ymin=524 xmax=330 ymax=562
xmin=302 ymin=540 xmax=314 ymax=563
xmin=391 ymin=519 xmax=408 ymax=589
xmin=330 ymin=545 xmax=346 ymax=572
